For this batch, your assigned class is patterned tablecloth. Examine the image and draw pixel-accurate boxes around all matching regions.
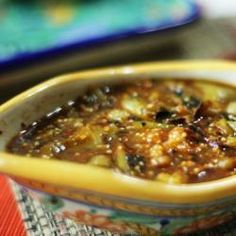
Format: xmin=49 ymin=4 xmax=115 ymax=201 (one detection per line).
xmin=0 ymin=175 xmax=124 ymax=236
xmin=1 ymin=175 xmax=236 ymax=236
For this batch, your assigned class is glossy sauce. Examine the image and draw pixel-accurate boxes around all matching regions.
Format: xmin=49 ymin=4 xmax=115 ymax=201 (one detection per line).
xmin=7 ymin=79 xmax=236 ymax=184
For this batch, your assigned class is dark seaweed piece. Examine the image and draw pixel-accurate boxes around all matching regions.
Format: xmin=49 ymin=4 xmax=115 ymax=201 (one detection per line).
xmin=188 ymin=124 xmax=204 ymax=136
xmin=7 ymin=106 xmax=68 ymax=153
xmin=141 ymin=121 xmax=146 ymax=127
xmin=219 ymin=145 xmax=236 ymax=156
xmin=19 ymin=123 xmax=31 ymax=139
xmin=127 ymin=154 xmax=146 ymax=173
xmin=187 ymin=124 xmax=205 ymax=143
xmin=183 ymin=96 xmax=201 ymax=109
xmin=194 ymin=103 xmax=207 ymax=122
xmin=21 ymin=107 xmax=65 ymax=140
xmin=155 ymin=108 xmax=185 ymax=125
xmin=169 ymin=118 xmax=186 ymax=125
xmin=155 ymin=108 xmax=175 ymax=123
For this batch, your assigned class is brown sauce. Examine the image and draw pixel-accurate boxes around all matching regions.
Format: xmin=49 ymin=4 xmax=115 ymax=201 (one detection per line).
xmin=7 ymin=79 xmax=236 ymax=184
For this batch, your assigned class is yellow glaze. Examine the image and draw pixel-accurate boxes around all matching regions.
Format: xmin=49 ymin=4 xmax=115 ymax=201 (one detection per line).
xmin=1 ymin=60 xmax=236 ymax=204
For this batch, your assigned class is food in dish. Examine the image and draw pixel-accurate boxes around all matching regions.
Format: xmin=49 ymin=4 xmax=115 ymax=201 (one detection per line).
xmin=7 ymin=79 xmax=236 ymax=184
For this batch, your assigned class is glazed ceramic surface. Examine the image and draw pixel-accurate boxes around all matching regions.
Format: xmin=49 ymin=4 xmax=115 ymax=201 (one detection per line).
xmin=1 ymin=61 xmax=236 ymax=235
xmin=0 ymin=0 xmax=199 ymax=68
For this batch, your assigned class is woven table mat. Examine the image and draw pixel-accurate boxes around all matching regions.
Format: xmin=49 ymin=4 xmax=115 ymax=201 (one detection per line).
xmin=0 ymin=175 xmax=236 ymax=236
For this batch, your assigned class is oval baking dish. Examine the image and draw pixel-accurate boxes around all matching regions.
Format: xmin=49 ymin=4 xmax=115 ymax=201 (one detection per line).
xmin=1 ymin=61 xmax=236 ymax=235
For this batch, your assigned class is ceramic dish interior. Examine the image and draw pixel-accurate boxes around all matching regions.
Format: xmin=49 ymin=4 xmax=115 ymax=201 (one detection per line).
xmin=0 ymin=61 xmax=236 ymax=235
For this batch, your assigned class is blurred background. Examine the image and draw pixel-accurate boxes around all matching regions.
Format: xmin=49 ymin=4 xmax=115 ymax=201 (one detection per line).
xmin=0 ymin=0 xmax=236 ymax=102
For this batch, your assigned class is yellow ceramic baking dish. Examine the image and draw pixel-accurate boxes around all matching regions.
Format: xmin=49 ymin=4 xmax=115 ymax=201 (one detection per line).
xmin=0 ymin=61 xmax=236 ymax=235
